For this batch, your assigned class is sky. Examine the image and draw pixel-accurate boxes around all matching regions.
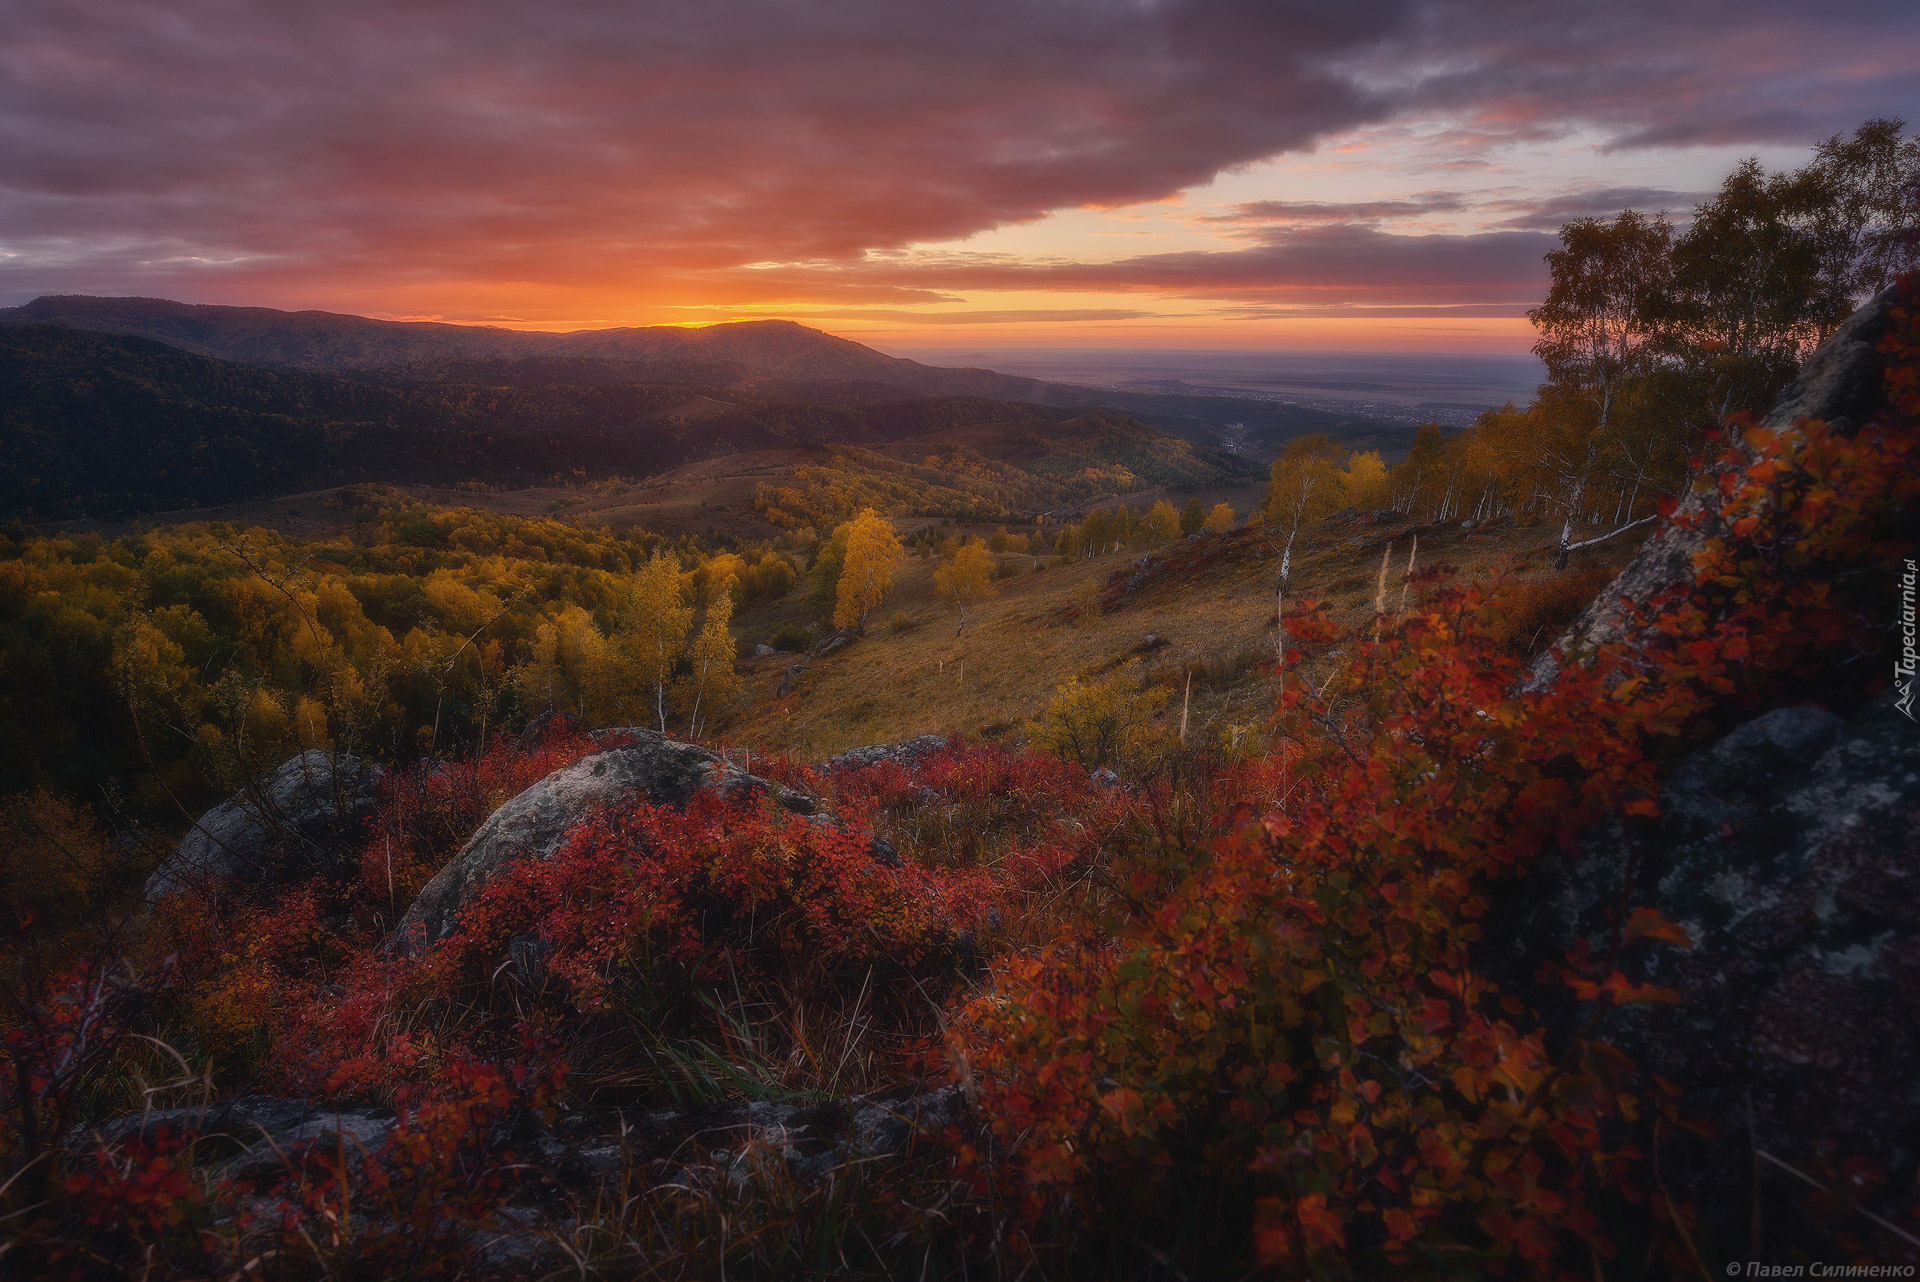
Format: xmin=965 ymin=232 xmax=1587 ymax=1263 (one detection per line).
xmin=3 ymin=0 xmax=1916 ymax=353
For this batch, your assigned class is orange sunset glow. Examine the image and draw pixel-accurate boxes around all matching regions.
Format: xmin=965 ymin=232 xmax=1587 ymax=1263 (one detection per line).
xmin=4 ymin=0 xmax=1914 ymax=351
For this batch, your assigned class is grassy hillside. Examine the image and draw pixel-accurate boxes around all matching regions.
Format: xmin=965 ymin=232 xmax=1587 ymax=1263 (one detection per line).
xmin=725 ymin=507 xmax=1639 ymax=759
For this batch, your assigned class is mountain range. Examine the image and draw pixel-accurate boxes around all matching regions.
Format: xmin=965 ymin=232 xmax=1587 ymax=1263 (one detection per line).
xmin=0 ymin=296 xmax=1409 ymax=520
xmin=0 ymin=295 xmax=1053 ymax=401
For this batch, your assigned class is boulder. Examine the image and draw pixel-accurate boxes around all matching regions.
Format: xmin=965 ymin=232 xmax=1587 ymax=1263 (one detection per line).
xmin=824 ymin=734 xmax=948 ymax=774
xmin=809 ymin=630 xmax=856 ymax=658
xmin=753 ymin=643 xmax=777 ymax=658
xmin=85 ymin=1083 xmax=961 ymax=1206
xmin=145 ymin=750 xmax=385 ymax=901
xmin=389 ymin=731 xmax=817 ymax=952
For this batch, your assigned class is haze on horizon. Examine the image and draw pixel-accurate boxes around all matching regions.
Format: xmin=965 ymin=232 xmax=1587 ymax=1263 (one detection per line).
xmin=3 ymin=0 xmax=1915 ymax=354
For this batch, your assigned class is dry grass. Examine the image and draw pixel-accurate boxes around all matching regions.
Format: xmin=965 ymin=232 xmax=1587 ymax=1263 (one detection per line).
xmin=724 ymin=511 xmax=1643 ymax=758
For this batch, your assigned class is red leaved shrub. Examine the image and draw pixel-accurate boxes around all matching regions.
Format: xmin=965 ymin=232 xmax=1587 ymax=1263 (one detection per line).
xmin=951 ymin=342 xmax=1920 ymax=1275
xmin=424 ymin=791 xmax=998 ymax=1010
xmin=352 ymin=726 xmax=601 ymax=916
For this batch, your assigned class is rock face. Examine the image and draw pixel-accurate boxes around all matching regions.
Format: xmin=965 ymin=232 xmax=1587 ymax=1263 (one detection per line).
xmin=1486 ymin=286 xmax=1920 ymax=1253
xmin=1526 ymin=285 xmax=1898 ymax=691
xmin=389 ymin=731 xmax=816 ymax=952
xmin=145 ymin=750 xmax=385 ymax=900
xmin=1481 ymin=695 xmax=1920 ymax=1252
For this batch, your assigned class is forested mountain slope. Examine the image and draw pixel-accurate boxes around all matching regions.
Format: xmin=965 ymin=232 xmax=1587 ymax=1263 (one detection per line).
xmin=0 ymin=324 xmax=1250 ymax=518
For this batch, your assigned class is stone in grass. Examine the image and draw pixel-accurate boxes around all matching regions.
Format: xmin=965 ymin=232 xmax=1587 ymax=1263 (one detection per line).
xmin=145 ymin=750 xmax=384 ymax=901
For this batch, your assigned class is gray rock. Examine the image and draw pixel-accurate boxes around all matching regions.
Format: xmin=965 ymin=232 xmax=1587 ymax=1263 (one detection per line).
xmin=678 ymin=1086 xmax=963 ymax=1184
xmin=753 ymin=643 xmax=777 ymax=658
xmin=1479 ymin=693 xmax=1920 ymax=1251
xmin=517 ymin=709 xmax=579 ymax=746
xmin=824 ymin=734 xmax=948 ymax=774
xmin=848 ymin=1086 xmax=961 ymax=1159
xmin=389 ymin=731 xmax=818 ymax=952
xmin=1090 ymin=767 xmax=1121 ymax=787
xmin=145 ymin=750 xmax=385 ymax=901
xmin=77 ymin=1095 xmax=317 ymax=1149
xmin=223 ymin=1111 xmax=397 ymax=1179
xmin=809 ymin=631 xmax=855 ymax=658
xmin=1526 ymin=286 xmax=1898 ymax=692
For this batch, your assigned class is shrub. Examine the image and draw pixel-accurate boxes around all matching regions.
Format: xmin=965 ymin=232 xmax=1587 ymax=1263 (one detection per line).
xmin=769 ymin=623 xmax=812 ymax=652
xmin=953 ymin=387 xmax=1920 ymax=1274
xmin=1027 ymin=671 xmax=1169 ymax=774
xmin=353 ymin=726 xmax=600 ymax=915
xmin=1486 ymin=565 xmax=1616 ymax=657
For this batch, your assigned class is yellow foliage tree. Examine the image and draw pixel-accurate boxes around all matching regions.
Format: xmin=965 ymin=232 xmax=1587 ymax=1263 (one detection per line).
xmin=621 ymin=552 xmax=694 ymax=732
xmin=1338 ymin=450 xmax=1391 ymax=511
xmin=1137 ymin=499 xmax=1182 ymax=547
xmin=683 ymin=578 xmax=743 ymax=739
xmin=934 ymin=539 xmax=997 ymax=633
xmin=0 ymin=788 xmax=119 ymax=933
xmin=1204 ymin=502 xmax=1235 ymax=533
xmin=833 ymin=509 xmax=906 ymax=633
xmin=1264 ymin=434 xmax=1342 ymax=677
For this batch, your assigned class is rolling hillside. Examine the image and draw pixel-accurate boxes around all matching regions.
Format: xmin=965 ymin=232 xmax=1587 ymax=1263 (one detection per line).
xmin=0 ymin=295 xmax=1411 ymax=459
xmin=0 ymin=295 xmax=1052 ymax=400
xmin=0 ymin=324 xmax=1252 ymax=519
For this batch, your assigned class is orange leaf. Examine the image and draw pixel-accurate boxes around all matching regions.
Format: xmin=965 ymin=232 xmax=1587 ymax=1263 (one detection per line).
xmin=1623 ymin=907 xmax=1692 ymax=950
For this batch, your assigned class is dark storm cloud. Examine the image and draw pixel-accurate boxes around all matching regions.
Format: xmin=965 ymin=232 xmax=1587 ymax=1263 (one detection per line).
xmin=0 ymin=0 xmax=1911 ymax=308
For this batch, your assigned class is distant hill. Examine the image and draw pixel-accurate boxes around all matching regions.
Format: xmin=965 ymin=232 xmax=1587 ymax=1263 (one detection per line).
xmin=0 ymin=324 xmax=1253 ymax=520
xmin=0 ymin=295 xmax=1414 ymax=459
xmin=0 ymin=295 xmax=1054 ymax=402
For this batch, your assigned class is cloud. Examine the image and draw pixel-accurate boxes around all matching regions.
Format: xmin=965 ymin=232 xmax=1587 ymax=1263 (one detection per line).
xmin=0 ymin=0 xmax=1403 ymax=305
xmin=1202 ymin=192 xmax=1470 ymax=226
xmin=746 ymin=225 xmax=1556 ymax=312
xmin=0 ymin=0 xmax=1911 ymax=315
xmin=736 ymin=308 xmax=1163 ymax=325
xmin=1483 ymin=186 xmax=1710 ymax=231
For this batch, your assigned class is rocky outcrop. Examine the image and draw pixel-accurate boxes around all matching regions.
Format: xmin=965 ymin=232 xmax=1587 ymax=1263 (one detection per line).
xmin=1487 ymin=286 xmax=1920 ymax=1254
xmin=1482 ymin=694 xmax=1920 ymax=1252
xmin=1526 ymin=285 xmax=1899 ymax=692
xmin=78 ymin=1084 xmax=962 ymax=1266
xmin=145 ymin=750 xmax=384 ymax=901
xmin=389 ymin=731 xmax=817 ymax=952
